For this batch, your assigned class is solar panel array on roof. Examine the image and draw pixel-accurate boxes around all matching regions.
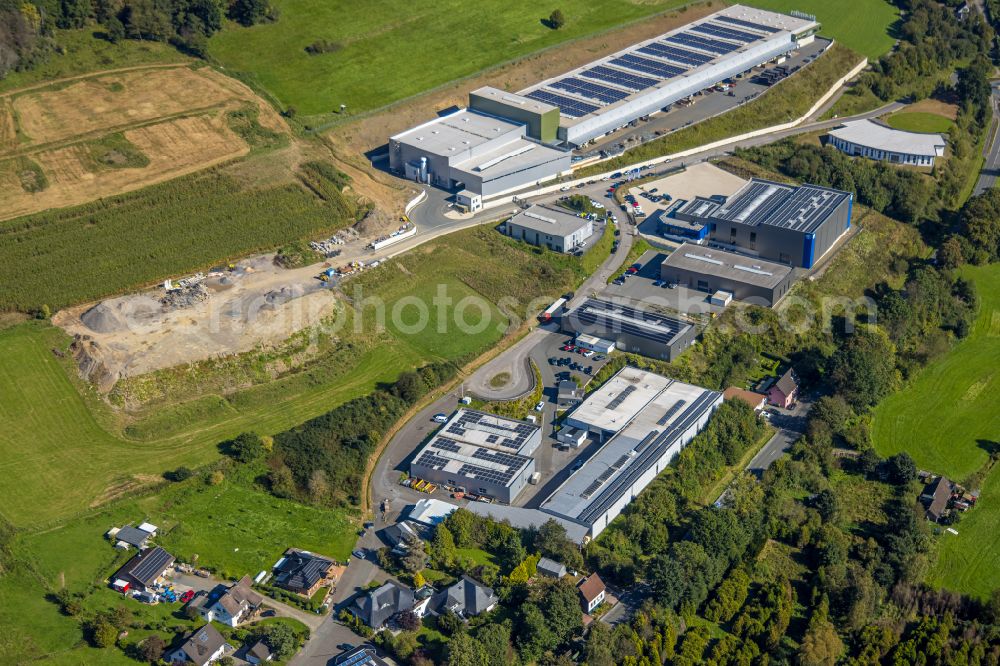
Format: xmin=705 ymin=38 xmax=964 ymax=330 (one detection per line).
xmin=666 ymin=32 xmax=740 ymax=55
xmin=714 ymin=180 xmax=850 ymax=233
xmin=525 ymin=90 xmax=599 ymax=118
xmin=580 ymin=65 xmax=658 ymax=91
xmin=550 ymin=77 xmax=630 ymax=104
xmin=656 ymin=399 xmax=687 ymax=426
xmin=577 ymin=389 xmax=719 ymax=524
xmin=127 ymin=547 xmax=174 ymax=586
xmin=445 ymin=410 xmax=536 ymax=451
xmin=611 ymin=54 xmax=686 ymax=79
xmin=573 ymin=299 xmax=688 ymax=345
xmin=606 ymin=384 xmax=637 ymax=411
xmin=692 ymin=22 xmax=760 ymax=43
xmin=636 ymin=41 xmax=712 ymax=66
xmin=716 ymin=14 xmax=780 ymax=33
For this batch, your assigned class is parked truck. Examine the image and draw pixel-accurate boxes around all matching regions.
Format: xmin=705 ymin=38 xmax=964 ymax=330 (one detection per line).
xmin=539 ymin=297 xmax=567 ymax=322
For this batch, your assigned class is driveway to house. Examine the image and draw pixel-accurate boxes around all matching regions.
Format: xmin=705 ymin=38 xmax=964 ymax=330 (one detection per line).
xmin=746 ymin=398 xmax=812 ymax=476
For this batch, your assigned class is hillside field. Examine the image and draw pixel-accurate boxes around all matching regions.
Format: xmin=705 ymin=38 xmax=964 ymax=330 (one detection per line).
xmin=207 ymin=0 xmax=898 ymax=122
xmin=871 ymin=263 xmax=1000 ymax=598
xmin=886 ymin=111 xmax=956 ymax=134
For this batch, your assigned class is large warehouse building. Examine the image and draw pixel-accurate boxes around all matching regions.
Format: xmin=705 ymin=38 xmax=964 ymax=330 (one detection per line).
xmin=519 ymin=5 xmax=818 ymax=146
xmin=666 ymin=178 xmax=853 ymax=268
xmin=827 ymin=119 xmax=947 ymax=166
xmin=541 ymin=367 xmax=722 ymax=539
xmin=505 ymin=204 xmax=594 ymax=253
xmin=660 ymin=243 xmax=796 ymax=306
xmin=389 ymin=5 xmax=819 ymax=197
xmin=409 ymin=409 xmax=541 ymax=504
xmin=562 ymin=298 xmax=697 ymax=362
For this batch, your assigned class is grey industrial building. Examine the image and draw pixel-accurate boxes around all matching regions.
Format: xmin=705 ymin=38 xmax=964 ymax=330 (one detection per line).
xmin=660 ymin=243 xmax=797 ymax=306
xmin=409 ymin=409 xmax=541 ymax=504
xmin=665 ymin=178 xmax=853 ymax=268
xmin=561 ymin=298 xmax=697 ymax=362
xmin=388 ymin=93 xmax=572 ymax=199
xmin=541 ymin=367 xmax=722 ymax=539
xmin=520 ymin=5 xmax=818 ymax=146
xmin=505 ymin=204 xmax=594 ymax=253
xmin=389 ymin=6 xmax=818 ymax=197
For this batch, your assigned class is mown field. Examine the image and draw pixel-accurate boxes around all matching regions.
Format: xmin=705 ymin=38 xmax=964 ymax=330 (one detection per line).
xmin=872 ymin=263 xmax=1000 ymax=482
xmin=746 ymin=0 xmax=898 ymax=59
xmin=871 ymin=263 xmax=1000 ymax=598
xmin=886 ymin=111 xmax=955 ymax=134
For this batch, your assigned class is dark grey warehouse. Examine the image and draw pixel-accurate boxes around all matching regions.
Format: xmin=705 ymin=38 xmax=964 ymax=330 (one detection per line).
xmin=660 ymin=243 xmax=797 ymax=306
xmin=665 ymin=178 xmax=853 ymax=268
xmin=561 ymin=298 xmax=697 ymax=362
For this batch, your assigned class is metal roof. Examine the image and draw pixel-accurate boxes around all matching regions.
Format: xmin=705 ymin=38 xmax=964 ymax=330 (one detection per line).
xmin=662 ymin=243 xmax=793 ymax=288
xmin=390 ymin=109 xmax=522 ymax=154
xmin=828 ymin=119 xmax=947 ymax=157
xmin=463 ymin=503 xmax=590 ymax=544
xmin=566 ymin=298 xmax=693 ymax=347
xmin=507 ymin=204 xmax=593 ymax=238
xmin=711 ymin=179 xmax=851 ymax=233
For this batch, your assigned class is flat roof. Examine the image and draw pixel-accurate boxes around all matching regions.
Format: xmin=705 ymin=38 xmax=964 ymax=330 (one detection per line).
xmin=437 ymin=409 xmax=539 ymax=453
xmin=390 ymin=109 xmax=522 ymax=155
xmin=662 ymin=243 xmax=793 ymax=288
xmin=508 ymin=204 xmax=592 ymax=237
xmin=470 ymin=86 xmax=558 ymax=115
xmin=451 ymin=137 xmax=568 ymax=179
xmin=542 ymin=368 xmax=721 ymax=524
xmin=711 ymin=178 xmax=851 ymax=233
xmin=518 ymin=4 xmax=815 ymax=127
xmin=828 ymin=119 xmax=947 ymax=157
xmin=567 ymin=298 xmax=693 ymax=346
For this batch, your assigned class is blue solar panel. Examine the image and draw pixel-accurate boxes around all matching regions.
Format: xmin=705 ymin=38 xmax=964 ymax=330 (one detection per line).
xmin=665 ymin=32 xmax=739 ymax=55
xmin=581 ymin=65 xmax=658 ymax=92
xmin=551 ymin=77 xmax=630 ymax=104
xmin=638 ymin=42 xmax=711 ymax=66
xmin=611 ymin=54 xmax=686 ymax=79
xmin=716 ymin=14 xmax=780 ymax=33
xmin=525 ymin=90 xmax=600 ymax=118
xmin=692 ymin=22 xmax=760 ymax=43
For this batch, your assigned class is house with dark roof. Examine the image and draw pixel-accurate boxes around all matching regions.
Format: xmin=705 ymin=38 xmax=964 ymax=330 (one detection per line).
xmin=921 ymin=476 xmax=952 ymax=523
xmin=201 ymin=575 xmax=263 ymax=627
xmin=431 ymin=576 xmax=498 ymax=618
xmin=168 ymin=624 xmax=229 ymax=666
xmin=766 ymin=368 xmax=798 ymax=409
xmin=379 ymin=521 xmax=421 ymax=556
xmin=246 ymin=640 xmax=272 ymax=664
xmin=273 ymin=549 xmax=334 ymax=597
xmin=112 ymin=525 xmax=154 ymax=549
xmin=349 ymin=581 xmax=416 ymax=630
xmin=112 ymin=546 xmax=174 ymax=592
xmin=536 ymin=557 xmax=567 ymax=579
xmin=578 ymin=573 xmax=606 ymax=614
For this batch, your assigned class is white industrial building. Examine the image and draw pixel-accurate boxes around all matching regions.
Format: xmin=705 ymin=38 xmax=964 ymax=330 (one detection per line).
xmin=540 ymin=367 xmax=722 ymax=540
xmin=827 ymin=119 xmax=947 ymax=166
xmin=505 ymin=204 xmax=594 ymax=253
xmin=519 ymin=4 xmax=818 ymax=145
xmin=388 ymin=5 xmax=818 ymax=197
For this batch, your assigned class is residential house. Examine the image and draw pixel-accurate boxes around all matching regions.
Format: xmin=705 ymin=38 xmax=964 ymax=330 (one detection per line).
xmin=722 ymin=387 xmax=767 ymax=412
xmin=169 ymin=624 xmax=229 ymax=666
xmin=578 ymin=573 xmax=606 ymax=614
xmin=246 ymin=641 xmax=272 ymax=664
xmin=431 ymin=576 xmax=498 ymax=618
xmin=273 ymin=549 xmax=334 ymax=597
xmin=922 ymin=476 xmax=952 ymax=523
xmin=350 ymin=581 xmax=418 ymax=630
xmin=537 ymin=557 xmax=567 ymax=579
xmin=202 ymin=576 xmax=263 ymax=627
xmin=112 ymin=546 xmax=174 ymax=592
xmin=379 ymin=521 xmax=421 ymax=556
xmin=766 ymin=368 xmax=798 ymax=409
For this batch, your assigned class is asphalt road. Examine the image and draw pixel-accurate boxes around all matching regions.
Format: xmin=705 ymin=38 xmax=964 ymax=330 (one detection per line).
xmin=746 ymin=399 xmax=812 ymax=477
xmin=973 ymin=83 xmax=1000 ymax=197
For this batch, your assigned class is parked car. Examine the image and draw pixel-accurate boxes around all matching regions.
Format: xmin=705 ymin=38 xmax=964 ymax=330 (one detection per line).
xmin=549 ymin=357 xmax=557 ymax=365
xmin=535 ymin=401 xmax=545 ymax=411
xmin=585 ymin=366 xmax=593 ymax=375
xmin=653 ymin=280 xmax=664 ymax=287
xmin=352 ymin=549 xmax=366 ymax=560
xmin=432 ymin=413 xmax=448 ymax=423
xmin=180 ymin=590 xmax=195 ymax=604
xmin=582 ymin=350 xmax=595 ymax=358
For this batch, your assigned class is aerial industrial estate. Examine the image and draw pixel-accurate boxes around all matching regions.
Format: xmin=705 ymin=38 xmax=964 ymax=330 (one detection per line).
xmin=2 ymin=0 xmax=997 ymax=664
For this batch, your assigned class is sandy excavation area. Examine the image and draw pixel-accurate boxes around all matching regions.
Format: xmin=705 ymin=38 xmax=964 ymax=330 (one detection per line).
xmin=53 ymin=256 xmax=337 ymax=392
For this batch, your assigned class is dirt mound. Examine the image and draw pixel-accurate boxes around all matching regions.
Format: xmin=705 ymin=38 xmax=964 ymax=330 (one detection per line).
xmin=70 ymin=335 xmax=117 ymax=392
xmin=81 ymin=302 xmax=127 ymax=334
xmin=354 ymin=208 xmax=396 ymax=238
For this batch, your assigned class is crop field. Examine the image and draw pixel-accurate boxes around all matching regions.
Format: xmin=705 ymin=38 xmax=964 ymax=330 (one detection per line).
xmin=0 ymin=65 xmax=287 ymax=224
xmin=872 ymin=263 xmax=1000 ymax=482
